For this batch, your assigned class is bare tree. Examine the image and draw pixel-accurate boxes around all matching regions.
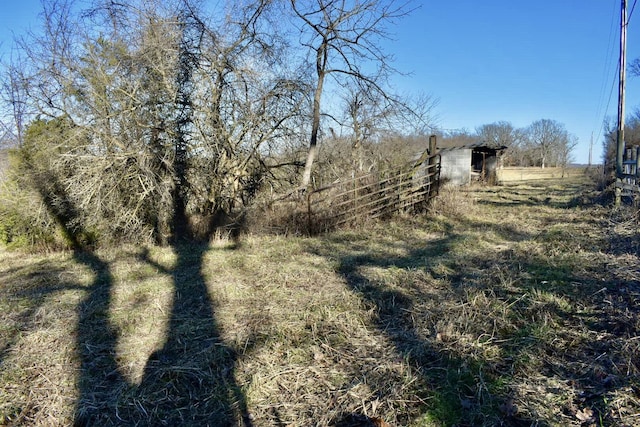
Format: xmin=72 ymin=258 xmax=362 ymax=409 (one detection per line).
xmin=630 ymin=57 xmax=640 ymax=77
xmin=477 ymin=121 xmax=518 ymax=147
xmin=0 ymin=120 xmax=18 ymax=148
xmin=557 ymin=134 xmax=578 ymax=175
xmin=4 ymin=0 xmax=306 ymax=244
xmin=476 ymin=121 xmax=524 ymax=166
xmin=288 ymin=0 xmax=412 ymax=188
xmin=1 ymin=58 xmax=29 ymax=147
xmin=309 ymin=83 xmax=437 ymax=184
xmin=184 ymin=1 xmax=308 ymax=223
xmin=526 ymin=119 xmax=570 ymax=169
xmin=343 ymin=86 xmax=381 ymax=172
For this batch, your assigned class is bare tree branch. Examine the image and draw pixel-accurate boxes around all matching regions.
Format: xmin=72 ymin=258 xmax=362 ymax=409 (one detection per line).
xmin=288 ymin=0 xmax=413 ymax=187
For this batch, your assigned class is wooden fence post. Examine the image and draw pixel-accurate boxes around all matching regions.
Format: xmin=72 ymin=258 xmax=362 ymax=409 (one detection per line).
xmin=429 ymin=135 xmax=437 ymax=158
xmin=428 ymin=135 xmax=438 ymax=200
xmin=307 ymin=191 xmax=312 ymax=234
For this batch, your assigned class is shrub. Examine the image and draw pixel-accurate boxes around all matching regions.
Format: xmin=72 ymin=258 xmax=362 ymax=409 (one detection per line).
xmin=0 ymin=160 xmax=70 ymax=250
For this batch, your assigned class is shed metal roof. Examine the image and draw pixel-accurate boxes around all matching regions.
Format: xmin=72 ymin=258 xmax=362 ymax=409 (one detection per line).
xmin=437 ymin=140 xmax=508 ymax=152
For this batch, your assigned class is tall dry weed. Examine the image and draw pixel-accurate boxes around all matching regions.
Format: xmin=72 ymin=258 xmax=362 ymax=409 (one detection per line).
xmin=430 ymin=183 xmax=477 ymax=217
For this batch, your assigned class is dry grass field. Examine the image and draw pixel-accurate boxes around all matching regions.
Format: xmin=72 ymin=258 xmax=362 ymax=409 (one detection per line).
xmin=0 ymin=150 xmax=9 ymax=182
xmin=1 ymin=175 xmax=639 ymax=426
xmin=497 ymin=166 xmax=593 ymax=183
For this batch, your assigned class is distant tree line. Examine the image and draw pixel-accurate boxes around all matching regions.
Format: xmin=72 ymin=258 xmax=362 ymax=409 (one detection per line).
xmin=438 ymin=119 xmax=578 ymax=169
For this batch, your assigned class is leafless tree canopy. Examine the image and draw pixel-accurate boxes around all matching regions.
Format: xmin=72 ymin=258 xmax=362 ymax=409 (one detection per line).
xmin=287 ymin=0 xmax=418 ymax=186
xmin=630 ymin=57 xmax=640 ymax=77
xmin=0 ymin=0 xmax=441 ymax=246
xmin=469 ymin=120 xmax=577 ymax=169
xmin=1 ymin=0 xmax=314 ymax=245
xmin=525 ymin=119 xmax=576 ymax=169
xmin=602 ymin=109 xmax=640 ymax=177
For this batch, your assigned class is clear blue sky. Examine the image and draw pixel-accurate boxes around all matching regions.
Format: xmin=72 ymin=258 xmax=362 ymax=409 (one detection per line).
xmin=2 ymin=1 xmax=639 ymax=164
xmin=387 ymin=1 xmax=640 ymax=164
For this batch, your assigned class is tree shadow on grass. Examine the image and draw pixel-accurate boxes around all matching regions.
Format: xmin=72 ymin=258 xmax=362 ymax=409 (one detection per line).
xmin=140 ymin=242 xmax=252 ymax=426
xmin=307 ymin=207 xmax=639 ymax=426
xmin=477 ymin=246 xmax=640 ymax=427
xmin=23 ymin=170 xmax=252 ymax=426
xmin=73 ymin=241 xmax=252 ymax=427
xmin=308 ymin=232 xmax=538 ymax=426
xmin=0 ymin=260 xmax=85 ymax=376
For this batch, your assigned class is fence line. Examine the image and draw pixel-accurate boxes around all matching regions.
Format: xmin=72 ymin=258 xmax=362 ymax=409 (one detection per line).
xmin=304 ymin=154 xmax=441 ymax=232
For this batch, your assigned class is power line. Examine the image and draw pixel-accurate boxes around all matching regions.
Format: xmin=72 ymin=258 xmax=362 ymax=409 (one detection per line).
xmin=591 ymin=0 xmax=640 ymax=149
xmin=629 ymin=0 xmax=638 ymax=21
xmin=592 ymin=1 xmax=620 ymax=146
xmin=597 ymin=62 xmax=620 ymax=146
xmin=594 ymin=1 xmax=617 ymax=120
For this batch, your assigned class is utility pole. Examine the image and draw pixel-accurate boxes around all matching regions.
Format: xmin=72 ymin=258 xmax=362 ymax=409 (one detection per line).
xmin=615 ymin=0 xmax=627 ymax=206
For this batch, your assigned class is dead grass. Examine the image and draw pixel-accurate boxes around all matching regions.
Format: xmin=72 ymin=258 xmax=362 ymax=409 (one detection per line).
xmin=1 ymin=175 xmax=639 ymax=426
xmin=497 ymin=166 xmax=590 ymax=183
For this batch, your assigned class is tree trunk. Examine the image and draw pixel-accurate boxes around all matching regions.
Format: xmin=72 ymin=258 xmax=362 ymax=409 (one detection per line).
xmin=301 ymin=144 xmax=318 ymax=188
xmin=301 ymin=46 xmax=327 ymax=189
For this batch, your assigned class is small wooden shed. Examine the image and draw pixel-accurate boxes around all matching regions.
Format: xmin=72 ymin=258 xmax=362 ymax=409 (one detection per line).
xmin=437 ymin=141 xmax=507 ymax=185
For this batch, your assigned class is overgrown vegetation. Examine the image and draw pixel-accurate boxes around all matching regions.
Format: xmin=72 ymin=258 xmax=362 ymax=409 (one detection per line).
xmin=0 ymin=0 xmax=438 ymax=249
xmin=602 ymin=108 xmax=640 ymax=183
xmin=1 ymin=175 xmax=639 ymax=426
xmin=0 ymin=2 xmax=637 ymax=426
